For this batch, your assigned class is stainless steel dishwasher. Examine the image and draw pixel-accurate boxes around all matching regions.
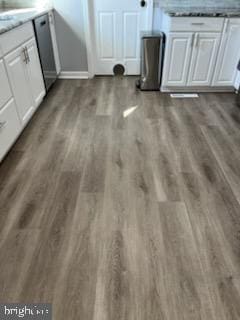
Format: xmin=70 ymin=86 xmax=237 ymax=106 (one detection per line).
xmin=34 ymin=14 xmax=57 ymax=91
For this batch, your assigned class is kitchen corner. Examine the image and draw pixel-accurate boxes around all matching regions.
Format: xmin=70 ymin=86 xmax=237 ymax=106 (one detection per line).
xmin=152 ymin=0 xmax=240 ymax=92
xmin=0 ymin=5 xmax=53 ymax=35
xmin=0 ymin=0 xmax=60 ymax=161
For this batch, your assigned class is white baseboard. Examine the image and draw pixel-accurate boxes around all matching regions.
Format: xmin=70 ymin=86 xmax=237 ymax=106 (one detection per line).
xmin=59 ymin=72 xmax=89 ymax=79
xmin=170 ymin=93 xmax=199 ymax=98
xmin=161 ymin=86 xmax=235 ymax=93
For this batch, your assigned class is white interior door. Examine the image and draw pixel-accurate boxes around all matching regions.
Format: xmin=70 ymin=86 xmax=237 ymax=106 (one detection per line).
xmin=93 ymin=0 xmax=153 ymax=75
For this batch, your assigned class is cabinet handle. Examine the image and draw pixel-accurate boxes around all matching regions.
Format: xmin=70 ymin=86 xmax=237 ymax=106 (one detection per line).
xmin=40 ymin=20 xmax=46 ymax=26
xmin=0 ymin=121 xmax=6 ymax=129
xmin=225 ymin=19 xmax=229 ymax=33
xmin=23 ymin=47 xmax=28 ymax=64
xmin=195 ymin=33 xmax=199 ymax=47
xmin=191 ymin=34 xmax=195 ymax=47
xmin=25 ymin=47 xmax=30 ymax=63
xmin=191 ymin=22 xmax=204 ymax=25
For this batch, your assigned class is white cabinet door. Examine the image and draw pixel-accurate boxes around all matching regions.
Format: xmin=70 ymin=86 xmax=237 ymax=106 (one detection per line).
xmin=188 ymin=33 xmax=221 ymax=86
xmin=5 ymin=45 xmax=35 ymax=125
xmin=0 ymin=59 xmax=12 ymax=108
xmin=162 ymin=33 xmax=193 ymax=87
xmin=25 ymin=38 xmax=46 ymax=107
xmin=0 ymin=99 xmax=21 ymax=162
xmin=213 ymin=19 xmax=240 ymax=86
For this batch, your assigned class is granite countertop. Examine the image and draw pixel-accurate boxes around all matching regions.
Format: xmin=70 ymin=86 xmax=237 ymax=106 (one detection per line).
xmin=0 ymin=7 xmax=52 ymax=35
xmin=162 ymin=7 xmax=240 ymax=17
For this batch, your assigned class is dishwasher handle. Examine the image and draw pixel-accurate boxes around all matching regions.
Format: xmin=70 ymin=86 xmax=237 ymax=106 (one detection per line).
xmin=40 ymin=20 xmax=46 ymax=27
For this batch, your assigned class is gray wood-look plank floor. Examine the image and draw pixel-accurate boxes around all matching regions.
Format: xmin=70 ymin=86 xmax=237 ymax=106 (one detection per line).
xmin=1 ymin=77 xmax=240 ymax=319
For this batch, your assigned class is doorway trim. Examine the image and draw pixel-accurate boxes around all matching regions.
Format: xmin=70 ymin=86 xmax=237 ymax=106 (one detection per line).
xmin=82 ymin=0 xmax=154 ymax=78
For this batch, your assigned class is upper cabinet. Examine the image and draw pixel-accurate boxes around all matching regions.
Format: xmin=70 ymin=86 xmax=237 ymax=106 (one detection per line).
xmin=213 ymin=18 xmax=240 ymax=86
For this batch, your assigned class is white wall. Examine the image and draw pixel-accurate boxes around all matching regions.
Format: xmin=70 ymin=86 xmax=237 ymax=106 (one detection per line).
xmin=3 ymin=0 xmax=52 ymax=8
xmin=2 ymin=0 xmax=88 ymax=73
xmin=153 ymin=1 xmax=163 ymax=31
xmin=52 ymin=0 xmax=88 ymax=72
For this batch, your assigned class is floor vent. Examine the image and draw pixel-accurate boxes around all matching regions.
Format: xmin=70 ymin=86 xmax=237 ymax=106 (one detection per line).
xmin=170 ymin=94 xmax=199 ymax=98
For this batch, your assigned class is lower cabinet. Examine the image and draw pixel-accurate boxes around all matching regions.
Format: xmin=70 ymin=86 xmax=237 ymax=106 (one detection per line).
xmin=188 ymin=33 xmax=221 ymax=86
xmin=5 ymin=44 xmax=35 ymax=125
xmin=25 ymin=38 xmax=46 ymax=106
xmin=0 ymin=59 xmax=12 ymax=107
xmin=5 ymin=37 xmax=45 ymax=126
xmin=162 ymin=32 xmax=193 ymax=87
xmin=0 ymin=99 xmax=21 ymax=161
xmin=0 ymin=20 xmax=56 ymax=162
xmin=213 ymin=19 xmax=240 ymax=86
xmin=161 ymin=17 xmax=240 ymax=90
xmin=162 ymin=32 xmax=221 ymax=88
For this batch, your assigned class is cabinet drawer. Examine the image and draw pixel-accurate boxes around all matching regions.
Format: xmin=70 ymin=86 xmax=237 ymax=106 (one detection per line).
xmin=0 ymin=22 xmax=34 ymax=55
xmin=0 ymin=99 xmax=21 ymax=162
xmin=0 ymin=59 xmax=12 ymax=109
xmin=169 ymin=17 xmax=224 ymax=32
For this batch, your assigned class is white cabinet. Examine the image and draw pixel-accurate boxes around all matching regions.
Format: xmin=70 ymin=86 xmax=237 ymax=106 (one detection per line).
xmin=0 ymin=22 xmax=34 ymax=56
xmin=5 ymin=45 xmax=35 ymax=125
xmin=5 ymin=38 xmax=45 ymax=126
xmin=188 ymin=33 xmax=221 ymax=86
xmin=213 ymin=19 xmax=240 ymax=86
xmin=0 ymin=21 xmax=47 ymax=162
xmin=160 ymin=15 xmax=240 ymax=91
xmin=162 ymin=31 xmax=221 ymax=88
xmin=0 ymin=99 xmax=21 ymax=162
xmin=25 ymin=38 xmax=46 ymax=106
xmin=162 ymin=33 xmax=193 ymax=87
xmin=0 ymin=59 xmax=12 ymax=108
xmin=168 ymin=17 xmax=224 ymax=33
xmin=0 ymin=54 xmax=21 ymax=162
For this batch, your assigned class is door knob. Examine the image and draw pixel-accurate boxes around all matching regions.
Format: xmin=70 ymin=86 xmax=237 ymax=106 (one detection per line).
xmin=140 ymin=0 xmax=146 ymax=7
